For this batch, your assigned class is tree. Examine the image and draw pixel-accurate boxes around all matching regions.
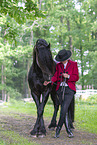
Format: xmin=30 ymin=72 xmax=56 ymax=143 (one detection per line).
xmin=0 ymin=0 xmax=45 ymax=44
xmin=0 ymin=0 xmax=45 ymax=101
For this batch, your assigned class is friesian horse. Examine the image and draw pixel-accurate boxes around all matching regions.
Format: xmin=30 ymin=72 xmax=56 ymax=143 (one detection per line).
xmin=28 ymin=39 xmax=59 ymax=137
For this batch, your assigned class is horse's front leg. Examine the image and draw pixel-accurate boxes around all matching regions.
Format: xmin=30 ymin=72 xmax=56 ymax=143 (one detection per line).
xmin=30 ymin=90 xmax=49 ymax=136
xmin=37 ymin=91 xmax=49 ymax=136
xmin=30 ymin=91 xmax=41 ymax=136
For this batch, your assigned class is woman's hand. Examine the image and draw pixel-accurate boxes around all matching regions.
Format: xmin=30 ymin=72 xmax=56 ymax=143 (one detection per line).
xmin=62 ymin=73 xmax=70 ymax=79
xmin=43 ymin=81 xmax=51 ymax=86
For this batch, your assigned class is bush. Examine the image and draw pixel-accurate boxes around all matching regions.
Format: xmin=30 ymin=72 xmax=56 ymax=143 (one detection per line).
xmin=86 ymin=94 xmax=97 ymax=104
xmin=75 ymin=93 xmax=97 ymax=105
xmin=7 ymin=87 xmax=22 ymax=101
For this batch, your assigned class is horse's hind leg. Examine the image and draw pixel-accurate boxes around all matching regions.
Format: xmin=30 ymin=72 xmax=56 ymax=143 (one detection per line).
xmin=48 ymin=92 xmax=59 ymax=129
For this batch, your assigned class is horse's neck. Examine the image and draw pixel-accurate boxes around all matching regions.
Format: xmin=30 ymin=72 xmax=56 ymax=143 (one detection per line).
xmin=32 ymin=52 xmax=56 ymax=77
xmin=52 ymin=60 xmax=56 ymax=74
xmin=33 ymin=62 xmax=42 ymax=74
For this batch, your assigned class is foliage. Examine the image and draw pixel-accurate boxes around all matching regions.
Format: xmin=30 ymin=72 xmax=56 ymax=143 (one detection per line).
xmin=0 ymin=0 xmax=44 ymax=23
xmin=0 ymin=0 xmax=45 ymax=44
xmin=0 ymin=140 xmax=5 ymax=145
xmin=86 ymin=94 xmax=97 ymax=104
xmin=0 ymin=0 xmax=97 ymax=100
xmin=75 ymin=93 xmax=97 ymax=105
xmin=7 ymin=87 xmax=22 ymax=100
xmin=0 ymin=43 xmax=33 ymax=100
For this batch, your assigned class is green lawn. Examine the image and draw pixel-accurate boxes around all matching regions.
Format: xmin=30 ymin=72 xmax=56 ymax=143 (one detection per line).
xmin=75 ymin=103 xmax=97 ymax=134
xmin=1 ymin=100 xmax=97 ymax=134
xmin=0 ymin=131 xmax=38 ymax=145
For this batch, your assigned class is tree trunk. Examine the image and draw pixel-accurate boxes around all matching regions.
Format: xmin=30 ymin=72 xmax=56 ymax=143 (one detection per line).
xmin=67 ymin=18 xmax=73 ymax=53
xmin=4 ymin=76 xmax=6 ymax=102
xmin=25 ymin=28 xmax=34 ymax=98
xmin=29 ymin=30 xmax=33 ymax=46
xmin=79 ymin=6 xmax=84 ymax=89
xmin=57 ymin=0 xmax=64 ymax=46
xmin=27 ymin=59 xmax=31 ymax=98
xmin=39 ymin=0 xmax=42 ymax=10
xmin=80 ymin=44 xmax=84 ymax=89
xmin=1 ymin=64 xmax=5 ymax=101
xmin=59 ymin=16 xmax=64 ymax=46
xmin=1 ymin=64 xmax=6 ymax=101
xmin=95 ymin=32 xmax=97 ymax=40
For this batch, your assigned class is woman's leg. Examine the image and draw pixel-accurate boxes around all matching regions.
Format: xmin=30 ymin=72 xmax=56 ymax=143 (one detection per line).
xmin=55 ymin=87 xmax=74 ymax=138
xmin=64 ymin=112 xmax=74 ymax=138
xmin=68 ymin=96 xmax=75 ymax=129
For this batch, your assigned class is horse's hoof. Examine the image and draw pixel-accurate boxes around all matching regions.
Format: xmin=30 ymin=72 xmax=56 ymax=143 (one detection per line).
xmin=70 ymin=124 xmax=75 ymax=129
xmin=30 ymin=135 xmax=37 ymax=138
xmin=37 ymin=134 xmax=45 ymax=138
xmin=68 ymin=132 xmax=74 ymax=138
xmin=39 ymin=128 xmax=46 ymax=135
xmin=29 ymin=129 xmax=37 ymax=136
xmin=49 ymin=127 xmax=55 ymax=131
xmin=48 ymin=123 xmax=57 ymax=129
xmin=32 ymin=131 xmax=45 ymax=138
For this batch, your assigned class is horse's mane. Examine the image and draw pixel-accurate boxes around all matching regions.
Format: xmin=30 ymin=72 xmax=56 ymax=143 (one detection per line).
xmin=32 ymin=39 xmax=55 ymax=75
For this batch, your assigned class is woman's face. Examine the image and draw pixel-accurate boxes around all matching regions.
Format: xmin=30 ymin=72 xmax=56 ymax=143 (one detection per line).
xmin=61 ymin=60 xmax=68 ymax=64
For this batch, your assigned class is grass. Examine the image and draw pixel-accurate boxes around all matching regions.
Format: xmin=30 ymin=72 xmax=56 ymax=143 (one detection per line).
xmin=0 ymin=130 xmax=38 ymax=145
xmin=0 ymin=99 xmax=97 ymax=144
xmin=1 ymin=100 xmax=97 ymax=134
xmin=75 ymin=102 xmax=97 ymax=134
xmin=0 ymin=100 xmax=56 ymax=120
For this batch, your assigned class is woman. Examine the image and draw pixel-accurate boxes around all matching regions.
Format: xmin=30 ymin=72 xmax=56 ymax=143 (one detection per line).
xmin=44 ymin=49 xmax=79 ymax=138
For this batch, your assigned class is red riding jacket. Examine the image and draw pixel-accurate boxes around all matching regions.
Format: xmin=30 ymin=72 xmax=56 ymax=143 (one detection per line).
xmin=51 ymin=60 xmax=79 ymax=92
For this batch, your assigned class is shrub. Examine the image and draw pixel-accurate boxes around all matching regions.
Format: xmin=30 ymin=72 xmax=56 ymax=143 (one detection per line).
xmin=7 ymin=87 xmax=22 ymax=101
xmin=86 ymin=94 xmax=97 ymax=104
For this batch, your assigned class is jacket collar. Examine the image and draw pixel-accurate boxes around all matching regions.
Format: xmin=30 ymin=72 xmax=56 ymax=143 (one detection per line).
xmin=59 ymin=60 xmax=71 ymax=71
xmin=66 ymin=60 xmax=71 ymax=69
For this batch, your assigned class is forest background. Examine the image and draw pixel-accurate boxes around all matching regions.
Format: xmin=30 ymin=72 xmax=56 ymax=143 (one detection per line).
xmin=0 ymin=0 xmax=97 ymax=102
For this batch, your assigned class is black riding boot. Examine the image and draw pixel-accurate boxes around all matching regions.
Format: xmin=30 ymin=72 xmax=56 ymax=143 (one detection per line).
xmin=69 ymin=111 xmax=75 ymax=129
xmin=64 ymin=113 xmax=74 ymax=138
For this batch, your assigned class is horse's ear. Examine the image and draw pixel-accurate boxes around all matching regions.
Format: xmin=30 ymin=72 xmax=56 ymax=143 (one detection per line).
xmin=47 ymin=43 xmax=50 ymax=49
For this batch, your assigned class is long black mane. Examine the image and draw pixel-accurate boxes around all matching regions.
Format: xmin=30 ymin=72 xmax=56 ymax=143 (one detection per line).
xmin=33 ymin=39 xmax=55 ymax=75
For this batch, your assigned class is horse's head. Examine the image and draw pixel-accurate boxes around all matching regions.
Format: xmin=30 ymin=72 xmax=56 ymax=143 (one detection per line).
xmin=33 ymin=39 xmax=55 ymax=80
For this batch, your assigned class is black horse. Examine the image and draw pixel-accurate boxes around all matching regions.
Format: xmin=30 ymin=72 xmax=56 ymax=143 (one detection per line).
xmin=28 ymin=39 xmax=59 ymax=137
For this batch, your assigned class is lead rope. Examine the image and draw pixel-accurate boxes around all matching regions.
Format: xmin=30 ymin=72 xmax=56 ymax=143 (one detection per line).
xmin=62 ymin=78 xmax=66 ymax=101
xmin=60 ymin=65 xmax=66 ymax=101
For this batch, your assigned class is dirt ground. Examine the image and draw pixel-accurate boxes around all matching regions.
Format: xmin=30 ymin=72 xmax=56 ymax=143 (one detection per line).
xmin=0 ymin=111 xmax=97 ymax=145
